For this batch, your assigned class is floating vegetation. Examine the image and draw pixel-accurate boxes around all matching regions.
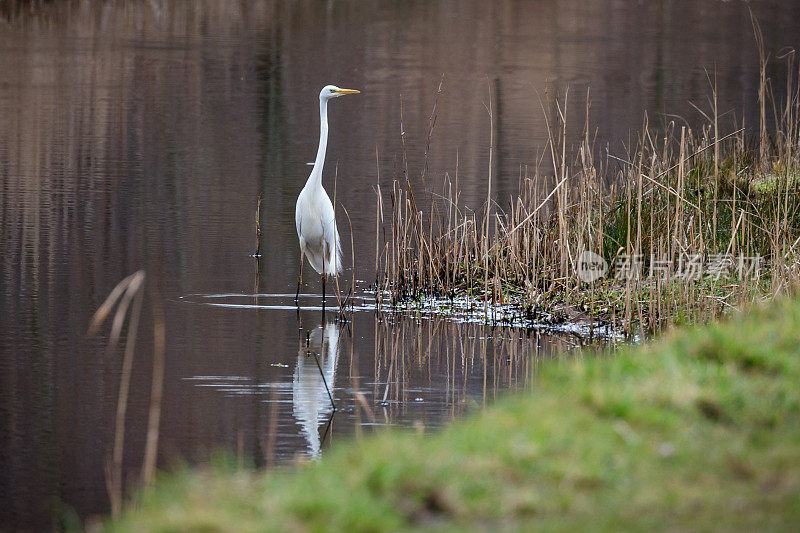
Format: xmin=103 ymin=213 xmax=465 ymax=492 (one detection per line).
xmin=363 ymin=290 xmax=621 ymax=340
xmin=179 ymin=290 xmax=620 ymax=341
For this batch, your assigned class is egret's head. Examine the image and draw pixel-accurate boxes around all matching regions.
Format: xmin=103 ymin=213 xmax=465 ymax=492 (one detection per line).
xmin=320 ymin=85 xmax=360 ymax=100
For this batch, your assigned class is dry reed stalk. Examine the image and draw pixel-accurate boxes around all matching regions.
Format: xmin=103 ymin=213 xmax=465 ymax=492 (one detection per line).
xmin=341 ymin=204 xmax=356 ymax=315
xmin=88 ymin=270 xmax=146 ymax=519
xmin=141 ymin=300 xmax=165 ymax=487
xmin=420 ymin=77 xmax=444 ymax=185
xmin=254 ymin=193 xmax=263 ymax=257
xmin=484 ymin=80 xmax=494 ymax=316
xmin=266 ymin=389 xmax=278 ymax=469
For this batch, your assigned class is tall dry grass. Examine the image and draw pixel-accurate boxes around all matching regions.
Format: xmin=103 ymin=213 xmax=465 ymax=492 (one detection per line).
xmin=374 ymin=39 xmax=800 ymax=337
xmin=88 ymin=271 xmax=166 ymax=517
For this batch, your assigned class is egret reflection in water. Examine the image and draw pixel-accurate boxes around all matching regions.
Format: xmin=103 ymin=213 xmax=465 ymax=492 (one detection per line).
xmin=293 ymin=320 xmax=340 ymax=459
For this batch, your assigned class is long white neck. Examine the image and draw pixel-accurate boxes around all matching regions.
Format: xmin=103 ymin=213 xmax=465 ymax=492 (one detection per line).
xmin=306 ymin=97 xmax=329 ymax=191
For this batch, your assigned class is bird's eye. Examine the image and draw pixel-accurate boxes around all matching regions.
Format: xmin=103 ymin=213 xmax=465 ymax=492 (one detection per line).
xmin=330 ymin=89 xmax=336 ymax=93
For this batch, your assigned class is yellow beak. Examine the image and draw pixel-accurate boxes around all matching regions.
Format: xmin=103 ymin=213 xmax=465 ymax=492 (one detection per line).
xmin=334 ymin=88 xmax=360 ymax=95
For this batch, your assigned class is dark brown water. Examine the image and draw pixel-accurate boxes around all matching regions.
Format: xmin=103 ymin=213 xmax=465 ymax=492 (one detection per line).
xmin=2 ymin=0 xmax=800 ymax=528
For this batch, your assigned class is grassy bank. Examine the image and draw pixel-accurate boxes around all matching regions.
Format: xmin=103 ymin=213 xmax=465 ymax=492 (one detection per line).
xmin=111 ymin=297 xmax=800 ymax=531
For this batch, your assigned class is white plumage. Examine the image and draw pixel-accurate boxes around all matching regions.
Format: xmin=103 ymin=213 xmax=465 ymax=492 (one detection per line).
xmin=295 ymin=85 xmax=359 ymax=297
xmin=295 ymin=180 xmax=341 ymax=276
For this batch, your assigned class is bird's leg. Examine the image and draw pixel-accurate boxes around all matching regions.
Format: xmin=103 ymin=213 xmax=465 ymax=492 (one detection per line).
xmin=321 ymin=258 xmax=327 ymax=310
xmin=295 ymin=251 xmax=304 ymax=305
xmin=321 ymin=273 xmax=326 ymax=310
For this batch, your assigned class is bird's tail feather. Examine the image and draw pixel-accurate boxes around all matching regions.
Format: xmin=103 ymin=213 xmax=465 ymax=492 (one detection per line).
xmin=333 ymin=228 xmax=342 ymax=275
xmin=318 ymin=230 xmax=341 ymax=277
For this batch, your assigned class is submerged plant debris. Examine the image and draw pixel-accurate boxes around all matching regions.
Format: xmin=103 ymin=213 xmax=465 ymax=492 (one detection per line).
xmin=361 ymin=290 xmax=621 ymax=340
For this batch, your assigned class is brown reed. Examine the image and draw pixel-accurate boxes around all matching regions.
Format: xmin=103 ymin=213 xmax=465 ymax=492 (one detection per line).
xmin=374 ymin=42 xmax=800 ymax=337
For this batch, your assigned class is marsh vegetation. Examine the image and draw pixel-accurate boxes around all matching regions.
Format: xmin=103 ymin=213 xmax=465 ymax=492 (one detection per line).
xmin=374 ymin=29 xmax=800 ymax=337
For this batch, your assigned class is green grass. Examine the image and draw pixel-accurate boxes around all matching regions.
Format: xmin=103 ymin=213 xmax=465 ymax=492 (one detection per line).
xmin=111 ymin=298 xmax=800 ymax=532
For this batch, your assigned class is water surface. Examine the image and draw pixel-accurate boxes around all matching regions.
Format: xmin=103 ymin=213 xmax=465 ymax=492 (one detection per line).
xmin=2 ymin=0 xmax=799 ymax=528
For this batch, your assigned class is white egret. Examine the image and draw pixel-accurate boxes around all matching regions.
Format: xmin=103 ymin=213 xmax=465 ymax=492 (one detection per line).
xmin=295 ymin=85 xmax=360 ymax=305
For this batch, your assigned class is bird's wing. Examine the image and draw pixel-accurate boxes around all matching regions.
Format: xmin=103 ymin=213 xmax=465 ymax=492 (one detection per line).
xmin=295 ymin=193 xmax=303 ymax=238
xmin=320 ymin=198 xmax=341 ymax=274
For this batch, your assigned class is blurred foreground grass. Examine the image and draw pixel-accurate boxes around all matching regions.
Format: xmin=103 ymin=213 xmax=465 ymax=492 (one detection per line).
xmin=110 ymin=299 xmax=800 ymax=532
